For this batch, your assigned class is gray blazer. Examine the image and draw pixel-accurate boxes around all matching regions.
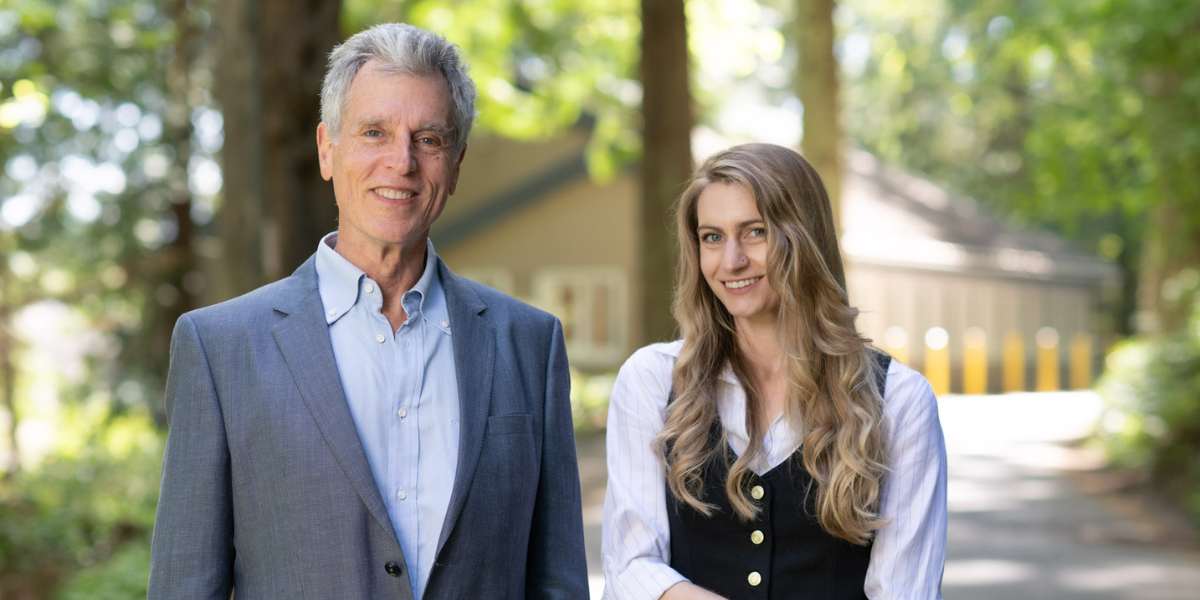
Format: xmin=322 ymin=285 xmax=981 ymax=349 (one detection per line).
xmin=147 ymin=256 xmax=588 ymax=599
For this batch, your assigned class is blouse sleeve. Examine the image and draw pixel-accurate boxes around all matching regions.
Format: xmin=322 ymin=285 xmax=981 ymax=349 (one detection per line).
xmin=601 ymin=345 xmax=688 ymax=599
xmin=864 ymin=362 xmax=948 ymax=599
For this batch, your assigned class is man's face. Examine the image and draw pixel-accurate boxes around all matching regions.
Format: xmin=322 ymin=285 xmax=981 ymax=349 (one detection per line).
xmin=317 ymin=61 xmax=465 ymax=254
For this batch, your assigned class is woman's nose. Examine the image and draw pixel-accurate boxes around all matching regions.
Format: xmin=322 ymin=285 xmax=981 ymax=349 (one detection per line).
xmin=723 ymin=242 xmax=748 ymax=270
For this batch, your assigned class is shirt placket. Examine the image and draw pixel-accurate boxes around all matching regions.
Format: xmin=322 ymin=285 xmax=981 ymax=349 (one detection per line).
xmin=391 ymin=296 xmax=424 ymax=569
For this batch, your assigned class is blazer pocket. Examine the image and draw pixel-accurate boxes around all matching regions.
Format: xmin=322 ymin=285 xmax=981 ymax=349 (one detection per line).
xmin=486 ymin=414 xmax=533 ymax=436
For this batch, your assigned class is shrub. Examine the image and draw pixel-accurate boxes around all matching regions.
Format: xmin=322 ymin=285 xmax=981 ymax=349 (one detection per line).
xmin=1098 ymin=293 xmax=1200 ymax=522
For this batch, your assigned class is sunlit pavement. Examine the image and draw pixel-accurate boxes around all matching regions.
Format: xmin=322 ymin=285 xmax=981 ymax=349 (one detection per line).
xmin=577 ymin=391 xmax=1200 ymax=599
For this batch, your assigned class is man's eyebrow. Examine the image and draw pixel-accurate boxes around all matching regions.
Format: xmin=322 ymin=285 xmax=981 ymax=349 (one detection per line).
xmin=414 ymin=122 xmax=454 ymax=135
xmin=351 ymin=116 xmax=388 ymax=129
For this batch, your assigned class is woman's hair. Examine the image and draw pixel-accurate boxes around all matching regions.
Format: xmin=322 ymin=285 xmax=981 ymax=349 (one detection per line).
xmin=657 ymin=143 xmax=887 ymax=545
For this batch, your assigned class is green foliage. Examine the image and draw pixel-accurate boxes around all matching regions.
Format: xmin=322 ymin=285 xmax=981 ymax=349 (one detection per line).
xmin=0 ymin=408 xmax=162 ymax=597
xmin=56 ymin=540 xmax=151 ymax=600
xmin=1098 ymin=273 xmax=1200 ymax=521
xmin=571 ymin=369 xmax=615 ymax=433
xmin=344 ymin=0 xmax=642 ymax=180
xmin=844 ymin=0 xmax=1200 ymax=331
xmin=0 ymin=0 xmax=208 ymax=398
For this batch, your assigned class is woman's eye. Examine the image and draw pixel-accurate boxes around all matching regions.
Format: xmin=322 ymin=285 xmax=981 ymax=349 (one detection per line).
xmin=700 ymin=232 xmax=722 ymax=244
xmin=747 ymin=227 xmax=767 ymax=238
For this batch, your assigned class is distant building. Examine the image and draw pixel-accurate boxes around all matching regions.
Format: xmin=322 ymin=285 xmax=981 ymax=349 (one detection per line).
xmin=434 ymin=130 xmax=1118 ymax=391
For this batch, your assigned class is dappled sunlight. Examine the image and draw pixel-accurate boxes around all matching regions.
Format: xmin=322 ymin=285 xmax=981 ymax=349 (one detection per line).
xmin=943 ymin=558 xmax=1039 ymax=586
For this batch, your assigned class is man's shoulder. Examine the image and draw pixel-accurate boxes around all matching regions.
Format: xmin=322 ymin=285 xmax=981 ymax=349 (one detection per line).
xmin=182 ymin=270 xmax=310 ymax=332
xmin=448 ymin=272 xmax=557 ymax=328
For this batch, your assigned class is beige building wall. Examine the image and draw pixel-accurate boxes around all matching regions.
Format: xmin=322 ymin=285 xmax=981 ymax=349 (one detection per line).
xmin=847 ymin=261 xmax=1099 ymax=391
xmin=437 ymin=175 xmax=641 ymax=371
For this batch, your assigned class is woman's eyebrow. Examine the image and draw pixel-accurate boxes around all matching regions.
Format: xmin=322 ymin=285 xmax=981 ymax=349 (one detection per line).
xmin=696 ymin=219 xmax=764 ymax=230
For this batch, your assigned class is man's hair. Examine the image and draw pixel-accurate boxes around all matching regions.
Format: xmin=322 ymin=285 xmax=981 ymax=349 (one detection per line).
xmin=320 ymin=23 xmax=476 ymax=151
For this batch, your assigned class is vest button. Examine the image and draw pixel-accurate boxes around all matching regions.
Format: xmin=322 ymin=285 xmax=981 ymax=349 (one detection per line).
xmin=750 ymin=529 xmax=764 ymax=544
xmin=384 ymin=561 xmax=403 ymax=577
xmin=750 ymin=485 xmax=765 ymax=500
xmin=748 ymin=571 xmax=762 ymax=587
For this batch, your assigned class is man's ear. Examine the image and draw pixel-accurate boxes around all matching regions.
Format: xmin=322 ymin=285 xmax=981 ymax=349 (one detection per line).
xmin=316 ymin=122 xmax=334 ymax=181
xmin=448 ymin=143 xmax=467 ymax=195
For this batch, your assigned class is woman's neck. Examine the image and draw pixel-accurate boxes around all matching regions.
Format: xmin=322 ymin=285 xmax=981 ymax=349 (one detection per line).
xmin=735 ymin=314 xmax=784 ymax=377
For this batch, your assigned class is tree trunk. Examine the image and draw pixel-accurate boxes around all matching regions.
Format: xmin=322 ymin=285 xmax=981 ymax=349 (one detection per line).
xmin=1136 ymin=197 xmax=1200 ymax=334
xmin=261 ymin=0 xmax=342 ymax=280
xmin=215 ymin=0 xmax=341 ymax=295
xmin=214 ymin=0 xmax=265 ymax=298
xmin=155 ymin=0 xmax=199 ymax=410
xmin=795 ymin=0 xmax=843 ymax=228
xmin=639 ymin=0 xmax=693 ymax=344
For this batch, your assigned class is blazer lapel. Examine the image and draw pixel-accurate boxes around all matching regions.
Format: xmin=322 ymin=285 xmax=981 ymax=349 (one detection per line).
xmin=435 ymin=261 xmax=495 ymax=554
xmin=271 ymin=259 xmax=394 ymax=539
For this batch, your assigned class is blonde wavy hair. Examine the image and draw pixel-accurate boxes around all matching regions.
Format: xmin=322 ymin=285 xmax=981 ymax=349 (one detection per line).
xmin=656 ymin=143 xmax=887 ymax=545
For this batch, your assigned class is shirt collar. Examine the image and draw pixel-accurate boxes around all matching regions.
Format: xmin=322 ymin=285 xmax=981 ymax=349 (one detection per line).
xmin=314 ymin=232 xmax=450 ymax=334
xmin=315 ymin=232 xmax=364 ymax=324
xmin=660 ymin=339 xmax=740 ymax=385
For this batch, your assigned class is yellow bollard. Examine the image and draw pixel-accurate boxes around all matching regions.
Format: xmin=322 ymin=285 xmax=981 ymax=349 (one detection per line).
xmin=924 ymin=327 xmax=951 ymax=396
xmin=1003 ymin=331 xmax=1025 ymax=392
xmin=882 ymin=326 xmax=909 ymax=364
xmin=1036 ymin=327 xmax=1060 ymax=391
xmin=1070 ymin=333 xmax=1093 ymax=390
xmin=962 ymin=327 xmax=988 ymax=395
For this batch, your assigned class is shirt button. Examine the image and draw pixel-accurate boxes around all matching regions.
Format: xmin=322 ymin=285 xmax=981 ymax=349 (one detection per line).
xmin=397 ymin=407 xmax=408 ymax=419
xmin=751 ymin=485 xmax=765 ymax=500
xmin=365 ymin=283 xmax=375 ymax=294
xmin=375 ymin=333 xmax=386 ymax=344
xmin=750 ymin=530 xmax=764 ymax=545
xmin=440 ymin=320 xmax=449 ymax=328
xmin=396 ymin=489 xmax=407 ymax=501
xmin=747 ymin=571 xmax=762 ymax=587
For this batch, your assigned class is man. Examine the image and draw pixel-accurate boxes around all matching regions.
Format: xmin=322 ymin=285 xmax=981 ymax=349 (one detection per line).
xmin=148 ymin=23 xmax=588 ymax=599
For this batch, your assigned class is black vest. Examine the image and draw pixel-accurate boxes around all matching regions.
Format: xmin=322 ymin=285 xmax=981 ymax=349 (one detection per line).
xmin=667 ymin=352 xmax=891 ymax=600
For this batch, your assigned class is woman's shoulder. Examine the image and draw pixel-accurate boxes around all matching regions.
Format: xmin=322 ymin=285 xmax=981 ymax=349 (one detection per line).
xmin=621 ymin=340 xmax=684 ymax=369
xmin=610 ymin=340 xmax=683 ymax=407
xmin=880 ymin=356 xmax=941 ymax=432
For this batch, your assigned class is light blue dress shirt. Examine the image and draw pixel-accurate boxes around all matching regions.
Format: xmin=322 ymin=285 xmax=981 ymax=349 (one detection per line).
xmin=315 ymin=233 xmax=460 ymax=600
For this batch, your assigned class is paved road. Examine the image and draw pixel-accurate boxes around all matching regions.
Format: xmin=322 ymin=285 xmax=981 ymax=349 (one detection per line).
xmin=578 ymin=391 xmax=1200 ymax=599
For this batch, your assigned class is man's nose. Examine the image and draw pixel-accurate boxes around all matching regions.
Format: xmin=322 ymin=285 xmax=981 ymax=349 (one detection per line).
xmin=383 ymin=139 xmax=418 ymax=174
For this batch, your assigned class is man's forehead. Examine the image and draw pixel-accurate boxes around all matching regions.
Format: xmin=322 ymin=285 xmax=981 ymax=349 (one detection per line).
xmin=344 ymin=63 xmax=453 ymax=120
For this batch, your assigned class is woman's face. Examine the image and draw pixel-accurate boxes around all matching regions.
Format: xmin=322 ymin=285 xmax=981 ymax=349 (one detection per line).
xmin=695 ymin=181 xmax=780 ymax=326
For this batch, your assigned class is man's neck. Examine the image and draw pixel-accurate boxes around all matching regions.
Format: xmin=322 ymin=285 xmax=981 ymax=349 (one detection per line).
xmin=332 ymin=232 xmax=430 ymax=330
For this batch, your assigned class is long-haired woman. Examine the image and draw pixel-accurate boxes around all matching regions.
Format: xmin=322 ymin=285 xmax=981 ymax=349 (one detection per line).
xmin=602 ymin=143 xmax=946 ymax=599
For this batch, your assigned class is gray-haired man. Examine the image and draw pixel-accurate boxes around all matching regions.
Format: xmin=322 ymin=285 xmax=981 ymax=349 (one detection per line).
xmin=148 ymin=23 xmax=588 ymax=599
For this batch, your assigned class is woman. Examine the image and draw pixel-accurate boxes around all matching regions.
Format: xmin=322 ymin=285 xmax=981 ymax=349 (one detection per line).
xmin=602 ymin=144 xmax=946 ymax=599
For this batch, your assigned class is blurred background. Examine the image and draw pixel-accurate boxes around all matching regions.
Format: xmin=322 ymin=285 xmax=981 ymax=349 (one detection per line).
xmin=1 ymin=0 xmax=1198 ymax=598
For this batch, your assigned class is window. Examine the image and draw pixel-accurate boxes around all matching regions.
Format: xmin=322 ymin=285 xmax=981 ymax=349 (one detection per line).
xmin=531 ymin=267 xmax=628 ymax=368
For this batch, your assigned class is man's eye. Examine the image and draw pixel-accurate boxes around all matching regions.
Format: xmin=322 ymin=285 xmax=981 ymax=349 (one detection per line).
xmin=363 ymin=129 xmax=383 ymax=138
xmin=417 ymin=135 xmax=443 ymax=146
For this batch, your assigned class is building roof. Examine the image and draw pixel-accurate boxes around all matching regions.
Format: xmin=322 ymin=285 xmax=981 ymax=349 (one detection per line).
xmin=437 ymin=133 xmax=1118 ymax=286
xmin=841 ymin=148 xmax=1117 ymax=285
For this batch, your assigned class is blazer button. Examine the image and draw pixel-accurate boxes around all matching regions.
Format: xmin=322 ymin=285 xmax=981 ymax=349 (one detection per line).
xmin=384 ymin=561 xmax=403 ymax=577
xmin=750 ymin=529 xmax=765 ymax=545
xmin=748 ymin=571 xmax=763 ymax=587
xmin=750 ymin=485 xmax=765 ymax=500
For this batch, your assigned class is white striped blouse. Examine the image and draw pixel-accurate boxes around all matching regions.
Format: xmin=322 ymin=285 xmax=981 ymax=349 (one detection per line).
xmin=601 ymin=341 xmax=947 ymax=599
